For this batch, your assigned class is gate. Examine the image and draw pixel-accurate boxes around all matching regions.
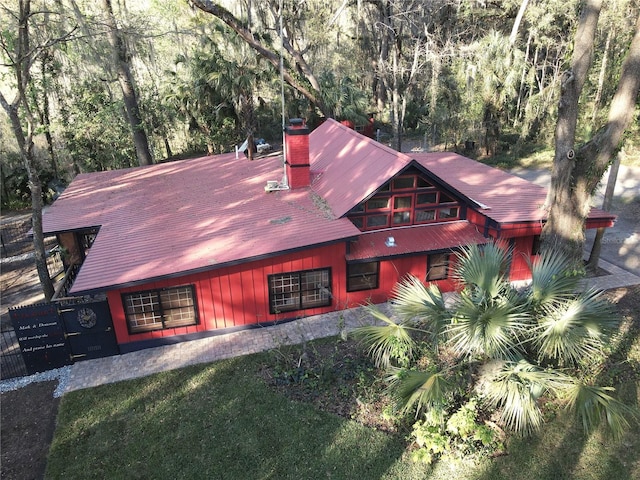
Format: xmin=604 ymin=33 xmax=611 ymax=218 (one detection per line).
xmin=6 ymin=296 xmax=119 ymax=378
xmin=58 ymin=299 xmax=119 ymax=361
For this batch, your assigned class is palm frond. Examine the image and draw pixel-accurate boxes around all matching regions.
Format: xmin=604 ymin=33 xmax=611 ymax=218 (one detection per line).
xmin=484 ymin=360 xmax=562 ymax=435
xmin=448 ymin=293 xmax=529 ymax=360
xmin=527 ymin=250 xmax=580 ymax=305
xmin=391 ymin=275 xmax=451 ymax=347
xmin=563 ymin=382 xmax=639 ymax=439
xmin=353 ymin=305 xmax=415 ymax=368
xmin=453 ymin=242 xmax=511 ymax=298
xmin=535 ymin=289 xmax=618 ymax=366
xmin=386 ymin=368 xmax=450 ymax=414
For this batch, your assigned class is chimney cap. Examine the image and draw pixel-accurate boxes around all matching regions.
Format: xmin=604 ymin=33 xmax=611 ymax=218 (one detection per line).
xmin=289 ymin=118 xmax=305 ymax=126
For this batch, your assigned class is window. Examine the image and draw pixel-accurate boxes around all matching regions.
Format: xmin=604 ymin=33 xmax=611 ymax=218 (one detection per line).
xmin=347 ymin=262 xmax=379 ymax=291
xmin=531 ymin=235 xmax=542 ymax=256
xmin=415 ymin=209 xmax=436 ymax=222
xmin=393 ymin=176 xmax=414 ymax=190
xmin=269 ymin=268 xmax=332 ymax=314
xmin=366 ymin=215 xmax=389 ymax=228
xmin=417 ymin=192 xmax=437 ymax=205
xmin=345 ymin=171 xmax=461 ymax=231
xmin=366 ymin=197 xmax=390 ymax=210
xmin=438 ymin=207 xmax=459 ymax=219
xmin=427 ymin=253 xmax=449 ymax=281
xmin=123 ymin=285 xmax=198 ymax=334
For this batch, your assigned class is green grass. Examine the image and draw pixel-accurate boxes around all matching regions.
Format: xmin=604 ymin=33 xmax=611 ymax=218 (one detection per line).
xmin=45 ymin=355 xmax=429 ymax=479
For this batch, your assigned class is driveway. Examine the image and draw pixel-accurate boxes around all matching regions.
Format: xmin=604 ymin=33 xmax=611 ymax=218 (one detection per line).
xmin=510 ymin=165 xmax=640 ymax=277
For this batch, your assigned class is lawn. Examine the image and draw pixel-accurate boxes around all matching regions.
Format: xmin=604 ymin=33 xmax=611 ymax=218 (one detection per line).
xmin=46 ymin=287 xmax=640 ymax=480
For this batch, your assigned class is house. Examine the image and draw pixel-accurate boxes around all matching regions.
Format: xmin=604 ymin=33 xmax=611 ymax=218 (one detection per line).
xmin=42 ymin=118 xmax=615 ymax=353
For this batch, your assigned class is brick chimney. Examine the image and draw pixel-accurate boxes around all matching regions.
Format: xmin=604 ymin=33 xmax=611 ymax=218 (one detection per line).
xmin=285 ymin=118 xmax=310 ymax=189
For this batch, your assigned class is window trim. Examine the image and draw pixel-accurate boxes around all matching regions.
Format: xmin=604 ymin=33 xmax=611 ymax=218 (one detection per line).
xmin=268 ymin=268 xmax=332 ymax=314
xmin=346 ymin=261 xmax=380 ymax=292
xmin=122 ymin=284 xmax=199 ymax=335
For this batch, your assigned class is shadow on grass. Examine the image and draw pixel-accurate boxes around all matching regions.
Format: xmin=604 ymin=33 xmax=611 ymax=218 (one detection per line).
xmin=472 ymin=286 xmax=640 ymax=480
xmin=45 ymin=355 xmax=418 ymax=479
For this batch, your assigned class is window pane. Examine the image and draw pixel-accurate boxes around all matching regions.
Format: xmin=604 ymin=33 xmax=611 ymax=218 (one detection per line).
xmin=367 ymin=197 xmax=390 ymax=210
xmin=417 ymin=192 xmax=437 ymax=205
xmin=415 ymin=209 xmax=436 ymax=222
xmin=272 ymin=292 xmax=299 ymax=312
xmin=393 ymin=196 xmax=412 ymax=209
xmin=349 ymin=262 xmax=378 ymax=275
xmin=439 ymin=207 xmax=459 ymax=219
xmin=270 ymin=273 xmax=299 ymax=294
xmin=161 ymin=287 xmax=196 ymax=328
xmin=366 ymin=215 xmax=389 ymax=228
xmin=350 ymin=217 xmax=364 ymax=229
xmin=427 ymin=253 xmax=449 ymax=281
xmin=124 ymin=286 xmax=198 ymax=333
xmin=439 ymin=193 xmax=455 ymax=203
xmin=349 ymin=204 xmax=365 ymax=214
xmin=347 ymin=262 xmax=378 ymax=292
xmin=393 ymin=211 xmax=411 ymax=224
xmin=417 ymin=177 xmax=432 ymax=188
xmin=269 ymin=269 xmax=331 ymax=313
xmin=393 ymin=176 xmax=414 ymax=189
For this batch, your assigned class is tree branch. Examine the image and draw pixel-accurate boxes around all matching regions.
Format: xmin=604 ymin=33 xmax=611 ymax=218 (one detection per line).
xmin=187 ymin=0 xmax=326 ymax=115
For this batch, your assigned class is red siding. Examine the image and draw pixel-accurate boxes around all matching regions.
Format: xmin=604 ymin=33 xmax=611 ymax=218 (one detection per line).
xmin=107 ymin=234 xmax=542 ymax=346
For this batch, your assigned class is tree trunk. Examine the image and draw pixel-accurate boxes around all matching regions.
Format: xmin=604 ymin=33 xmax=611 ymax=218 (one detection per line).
xmin=587 ymin=150 xmax=622 ymax=270
xmin=102 ymin=0 xmax=153 ymax=166
xmin=591 ymin=27 xmax=613 ymax=123
xmin=509 ymin=0 xmax=530 ymax=45
xmin=1 ymin=0 xmax=55 ymax=301
xmin=542 ymin=6 xmax=640 ymax=264
xmin=38 ymin=49 xmax=59 ymax=178
xmin=0 ymin=94 xmax=55 ymax=302
xmin=541 ymin=0 xmax=602 ymax=264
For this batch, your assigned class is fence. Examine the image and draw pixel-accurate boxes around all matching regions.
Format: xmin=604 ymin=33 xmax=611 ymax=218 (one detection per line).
xmin=0 ymin=325 xmax=28 ymax=380
xmin=1 ymin=217 xmax=32 ymax=257
xmin=1 ymin=216 xmax=66 ymax=380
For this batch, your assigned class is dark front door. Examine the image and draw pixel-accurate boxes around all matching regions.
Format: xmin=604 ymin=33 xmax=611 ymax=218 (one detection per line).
xmin=59 ymin=300 xmax=119 ymax=361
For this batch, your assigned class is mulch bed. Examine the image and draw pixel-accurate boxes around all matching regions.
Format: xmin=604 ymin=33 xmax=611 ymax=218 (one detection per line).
xmin=1 ymin=381 xmax=60 ymax=480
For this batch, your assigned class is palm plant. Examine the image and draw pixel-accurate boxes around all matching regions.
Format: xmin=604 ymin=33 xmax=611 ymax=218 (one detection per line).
xmin=355 ymin=241 xmax=636 ymax=439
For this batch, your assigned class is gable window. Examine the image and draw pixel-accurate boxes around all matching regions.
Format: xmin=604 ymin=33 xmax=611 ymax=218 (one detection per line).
xmin=347 ymin=262 xmax=379 ymax=291
xmin=346 ymin=171 xmax=460 ymax=231
xmin=427 ymin=253 xmax=450 ymax=281
xmin=269 ymin=268 xmax=332 ymax=314
xmin=123 ymin=285 xmax=198 ymax=334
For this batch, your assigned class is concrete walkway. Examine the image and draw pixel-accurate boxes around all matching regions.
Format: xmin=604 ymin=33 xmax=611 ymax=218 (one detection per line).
xmin=62 ymin=257 xmax=639 ymax=394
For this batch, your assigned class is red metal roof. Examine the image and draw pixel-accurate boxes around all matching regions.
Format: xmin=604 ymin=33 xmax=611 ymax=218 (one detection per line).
xmin=346 ymin=221 xmax=488 ymax=261
xmin=43 ymin=119 xmax=614 ymax=293
xmin=43 ymin=153 xmax=360 ymax=293
xmin=411 ymin=152 xmax=615 ymax=225
xmin=310 ymin=120 xmax=413 ymax=217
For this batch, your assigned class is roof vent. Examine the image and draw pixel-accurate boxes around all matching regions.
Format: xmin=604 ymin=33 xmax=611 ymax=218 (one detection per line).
xmin=385 ymin=236 xmax=396 ymax=247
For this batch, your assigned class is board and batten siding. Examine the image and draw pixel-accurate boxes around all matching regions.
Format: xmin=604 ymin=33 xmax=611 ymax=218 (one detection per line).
xmin=107 ymin=243 xmax=352 ymax=345
xmin=105 ymin=240 xmax=466 ymax=346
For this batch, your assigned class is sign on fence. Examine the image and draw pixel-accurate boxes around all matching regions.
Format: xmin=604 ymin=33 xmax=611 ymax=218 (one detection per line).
xmin=9 ymin=304 xmax=72 ymax=374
